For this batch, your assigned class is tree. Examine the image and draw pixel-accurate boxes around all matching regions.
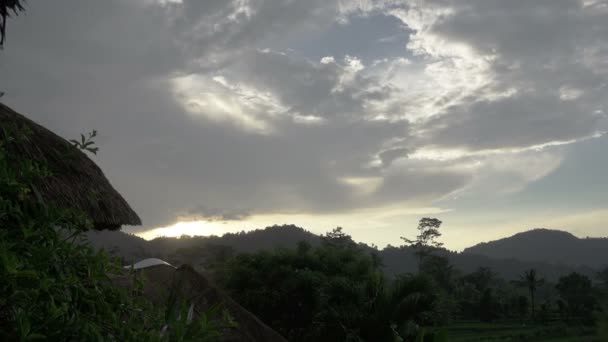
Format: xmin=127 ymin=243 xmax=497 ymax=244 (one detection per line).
xmin=401 ymin=218 xmax=444 ymax=272
xmin=421 ymin=254 xmax=455 ymax=292
xmin=518 ymin=269 xmax=544 ymax=320
xmin=556 ymin=272 xmax=597 ymax=322
xmin=321 ymin=226 xmax=356 ymax=248
xmin=516 ymin=295 xmax=529 ymax=323
xmin=0 ymin=0 xmax=25 ymax=47
xmin=463 ymin=267 xmax=495 ymax=292
xmin=479 ymin=288 xmax=498 ymax=322
xmin=596 ymin=267 xmax=608 ymax=289
xmin=219 ymin=237 xmax=440 ymax=342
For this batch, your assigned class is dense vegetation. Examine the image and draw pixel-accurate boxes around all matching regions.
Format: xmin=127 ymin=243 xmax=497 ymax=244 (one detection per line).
xmin=219 ymin=228 xmax=442 ymax=341
xmin=86 ymin=221 xmax=608 ymax=341
xmin=209 ymin=224 xmax=607 ymax=341
xmin=91 ymin=225 xmax=601 ymax=283
xmin=0 ymin=127 xmax=222 ymax=341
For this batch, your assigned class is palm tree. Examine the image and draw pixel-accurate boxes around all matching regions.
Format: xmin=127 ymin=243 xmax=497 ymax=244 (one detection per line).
xmin=520 ymin=269 xmax=544 ymax=320
xmin=1 ymin=0 xmax=26 ymax=47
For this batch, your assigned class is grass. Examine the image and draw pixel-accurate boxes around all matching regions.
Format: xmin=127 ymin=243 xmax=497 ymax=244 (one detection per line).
xmin=442 ymin=321 xmax=598 ymax=342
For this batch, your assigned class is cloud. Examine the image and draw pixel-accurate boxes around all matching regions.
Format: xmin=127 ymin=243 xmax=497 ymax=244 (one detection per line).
xmin=320 ymin=56 xmax=336 ymax=64
xmin=381 ymin=0 xmax=608 ymax=151
xmin=177 ymin=205 xmax=251 ymax=222
xmin=1 ymin=0 xmax=607 ymax=236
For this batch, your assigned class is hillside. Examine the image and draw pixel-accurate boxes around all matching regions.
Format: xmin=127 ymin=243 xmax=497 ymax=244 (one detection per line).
xmin=85 ymin=230 xmax=151 ymax=262
xmin=87 ymin=225 xmax=599 ymax=281
xmin=463 ymin=228 xmax=608 ymax=268
xmin=380 ymin=246 xmax=595 ymax=281
xmin=148 ymin=224 xmax=321 ymax=254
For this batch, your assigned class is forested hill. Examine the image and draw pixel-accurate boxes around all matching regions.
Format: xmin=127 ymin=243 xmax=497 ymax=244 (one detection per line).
xmin=463 ymin=228 xmax=608 ymax=268
xmin=86 ymin=225 xmax=600 ymax=281
xmin=148 ymin=224 xmax=322 ymax=254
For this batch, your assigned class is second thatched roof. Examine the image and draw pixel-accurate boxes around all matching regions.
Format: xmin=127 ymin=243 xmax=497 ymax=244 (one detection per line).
xmin=0 ymin=102 xmax=141 ymax=230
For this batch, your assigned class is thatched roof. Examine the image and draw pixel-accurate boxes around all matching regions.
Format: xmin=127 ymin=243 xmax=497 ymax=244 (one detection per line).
xmin=0 ymin=102 xmax=141 ymax=230
xmin=113 ymin=264 xmax=288 ymax=342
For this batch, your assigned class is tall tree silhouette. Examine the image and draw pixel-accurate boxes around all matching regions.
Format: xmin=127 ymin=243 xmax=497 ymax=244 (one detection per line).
xmin=0 ymin=0 xmax=25 ymax=48
xmin=556 ymin=272 xmax=596 ymax=320
xmin=401 ymin=217 xmax=443 ymax=273
xmin=519 ymin=269 xmax=544 ymax=320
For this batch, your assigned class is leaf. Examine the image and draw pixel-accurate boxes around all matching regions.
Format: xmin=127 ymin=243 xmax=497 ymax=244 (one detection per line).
xmin=187 ymin=303 xmax=195 ymax=324
xmin=415 ymin=328 xmax=426 ymax=342
xmin=433 ymin=330 xmax=449 ymax=342
xmin=26 ymin=333 xmax=47 ymax=340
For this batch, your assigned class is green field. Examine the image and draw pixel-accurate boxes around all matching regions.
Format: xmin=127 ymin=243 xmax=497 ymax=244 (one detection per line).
xmin=442 ymin=321 xmax=599 ymax=342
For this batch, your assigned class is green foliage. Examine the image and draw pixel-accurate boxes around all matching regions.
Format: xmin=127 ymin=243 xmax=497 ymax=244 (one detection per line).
xmin=516 ymin=269 xmax=544 ymax=320
xmin=0 ymin=127 xmax=221 ymax=341
xmin=321 ymin=226 xmax=356 ymax=249
xmin=463 ymin=267 xmax=495 ymax=292
xmin=219 ymin=227 xmax=441 ymax=342
xmin=69 ymin=130 xmax=99 ymax=155
xmin=444 ymin=321 xmax=598 ymax=342
xmin=596 ymin=267 xmax=608 ymax=290
xmin=161 ymin=302 xmax=223 ymax=342
xmin=414 ymin=328 xmax=448 ymax=342
xmin=421 ymin=255 xmax=456 ymax=292
xmin=597 ymin=308 xmax=608 ymax=339
xmin=478 ymin=289 xmax=498 ymax=322
xmin=555 ymin=272 xmax=597 ymax=322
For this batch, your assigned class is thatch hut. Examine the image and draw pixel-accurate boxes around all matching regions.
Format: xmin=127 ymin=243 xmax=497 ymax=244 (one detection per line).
xmin=0 ymin=102 xmax=141 ymax=230
xmin=114 ymin=263 xmax=288 ymax=342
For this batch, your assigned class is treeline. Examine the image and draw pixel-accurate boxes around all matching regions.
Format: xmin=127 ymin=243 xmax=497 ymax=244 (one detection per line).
xmin=201 ymin=221 xmax=608 ymax=342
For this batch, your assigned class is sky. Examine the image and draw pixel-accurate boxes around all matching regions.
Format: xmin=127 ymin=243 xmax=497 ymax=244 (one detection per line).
xmin=1 ymin=0 xmax=607 ymax=251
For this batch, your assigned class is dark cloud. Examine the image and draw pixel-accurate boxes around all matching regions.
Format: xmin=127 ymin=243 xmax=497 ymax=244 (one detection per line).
xmin=178 ymin=205 xmax=251 ymax=222
xmin=420 ymin=92 xmax=604 ymax=151
xmin=378 ymin=147 xmax=410 ymax=167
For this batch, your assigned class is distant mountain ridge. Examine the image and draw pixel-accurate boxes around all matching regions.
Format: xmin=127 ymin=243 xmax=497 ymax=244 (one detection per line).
xmin=148 ymin=224 xmax=321 ymax=255
xmin=463 ymin=228 xmax=608 ymax=268
xmin=86 ymin=225 xmax=602 ymax=281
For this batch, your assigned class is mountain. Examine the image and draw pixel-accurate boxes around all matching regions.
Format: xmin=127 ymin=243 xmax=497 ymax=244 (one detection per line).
xmin=85 ymin=224 xmax=320 ymax=267
xmin=84 ymin=230 xmax=151 ymax=262
xmin=148 ymin=224 xmax=320 ymax=255
xmin=379 ymin=246 xmax=595 ymax=282
xmin=86 ymin=226 xmax=601 ymax=281
xmin=463 ymin=228 xmax=608 ymax=268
